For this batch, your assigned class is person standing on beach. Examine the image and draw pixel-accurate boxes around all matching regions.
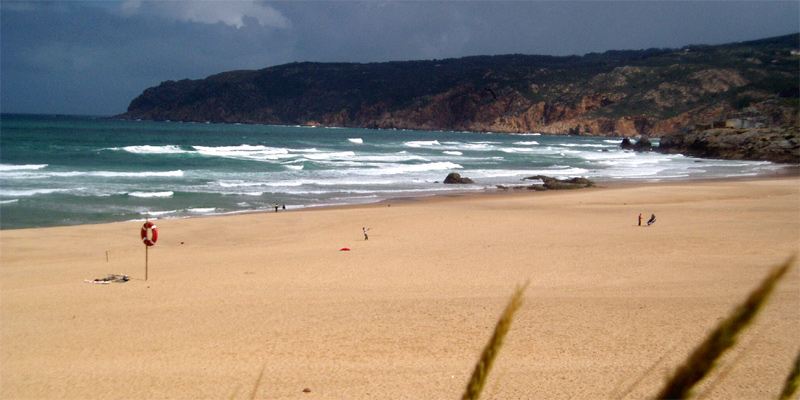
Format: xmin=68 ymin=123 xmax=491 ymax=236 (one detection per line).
xmin=638 ymin=213 xmax=642 ymax=226
xmin=274 ymin=204 xmax=279 ymax=213
xmin=363 ymin=227 xmax=369 ymax=240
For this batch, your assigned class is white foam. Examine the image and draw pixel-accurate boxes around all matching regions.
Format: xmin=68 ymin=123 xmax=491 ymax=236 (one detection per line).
xmin=346 ymin=161 xmax=463 ymax=176
xmin=0 ymin=199 xmax=19 ymax=204
xmin=404 ymin=140 xmax=441 ymax=147
xmin=443 ymin=151 xmax=463 ymax=155
xmin=436 ymin=142 xmax=494 ymax=152
xmin=93 ymin=170 xmax=185 ymax=178
xmin=513 ymin=141 xmax=539 ymax=145
xmin=301 ymin=151 xmax=356 ymax=161
xmin=221 ymin=191 xmax=265 ymax=196
xmin=469 ymin=167 xmax=589 ymax=178
xmin=142 ymin=210 xmax=177 ymax=216
xmin=22 ymin=170 xmax=185 ymax=178
xmin=188 ymin=208 xmax=216 ymax=213
xmin=116 ymin=145 xmax=188 ymax=154
xmin=577 ymin=151 xmax=637 ymax=161
xmin=0 ymin=164 xmax=47 ymax=171
xmin=354 ymin=154 xmax=429 ymax=162
xmin=0 ymin=188 xmax=71 ymax=197
xmin=314 ymin=178 xmax=399 ymax=186
xmin=348 ymin=138 xmax=363 ymax=144
xmin=193 ymin=145 xmax=294 ymax=161
xmin=261 ymin=181 xmax=305 ymax=187
xmin=218 ymin=177 xmax=401 ymax=188
xmin=0 ymin=171 xmax=49 ymax=179
xmin=285 ymin=165 xmax=304 ymax=170
xmin=557 ymin=143 xmax=614 ymax=148
xmin=304 ymin=160 xmax=370 ymax=167
xmin=498 ymin=147 xmax=538 ymax=153
xmin=217 ymin=181 xmax=263 ymax=188
xmin=128 ymin=191 xmax=174 ymax=198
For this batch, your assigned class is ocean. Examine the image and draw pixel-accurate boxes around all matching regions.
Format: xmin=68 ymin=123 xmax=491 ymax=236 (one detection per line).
xmin=0 ymin=114 xmax=784 ymax=229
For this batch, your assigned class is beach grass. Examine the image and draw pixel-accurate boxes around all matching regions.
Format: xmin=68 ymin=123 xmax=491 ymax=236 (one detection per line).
xmin=778 ymin=350 xmax=800 ymax=400
xmin=655 ymin=256 xmax=795 ymax=399
xmin=245 ymin=364 xmax=266 ymax=400
xmin=461 ymin=281 xmax=529 ymax=400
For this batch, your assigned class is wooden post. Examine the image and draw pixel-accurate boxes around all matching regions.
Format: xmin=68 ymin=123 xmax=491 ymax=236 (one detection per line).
xmin=145 ymin=245 xmax=149 ymax=281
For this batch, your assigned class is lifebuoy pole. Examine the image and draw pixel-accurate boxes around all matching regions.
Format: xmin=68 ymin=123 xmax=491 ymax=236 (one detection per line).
xmin=141 ymin=220 xmax=158 ymax=280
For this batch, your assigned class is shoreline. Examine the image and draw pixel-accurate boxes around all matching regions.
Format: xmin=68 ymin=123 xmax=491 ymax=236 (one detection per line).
xmin=1 ymin=175 xmax=798 ymax=399
xmin=2 ymin=167 xmax=797 ymax=232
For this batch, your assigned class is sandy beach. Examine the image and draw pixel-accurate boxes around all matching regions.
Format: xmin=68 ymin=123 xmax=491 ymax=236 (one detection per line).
xmin=1 ymin=177 xmax=798 ymax=399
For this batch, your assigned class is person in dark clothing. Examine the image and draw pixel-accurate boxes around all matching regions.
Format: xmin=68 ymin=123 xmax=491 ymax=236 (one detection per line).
xmin=638 ymin=213 xmax=642 ymax=226
xmin=647 ymin=214 xmax=656 ymax=226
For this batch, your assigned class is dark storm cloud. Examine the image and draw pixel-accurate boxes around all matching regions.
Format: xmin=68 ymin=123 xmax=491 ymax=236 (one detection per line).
xmin=1 ymin=1 xmax=798 ymax=115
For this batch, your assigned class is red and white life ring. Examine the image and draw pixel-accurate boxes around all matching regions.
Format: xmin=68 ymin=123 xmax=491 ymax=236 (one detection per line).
xmin=141 ymin=221 xmax=158 ymax=246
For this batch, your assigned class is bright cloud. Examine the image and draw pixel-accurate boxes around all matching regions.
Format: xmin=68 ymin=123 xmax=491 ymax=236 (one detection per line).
xmin=120 ymin=0 xmax=289 ymax=29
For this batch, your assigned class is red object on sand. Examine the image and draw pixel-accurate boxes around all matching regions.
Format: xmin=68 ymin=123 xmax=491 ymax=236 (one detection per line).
xmin=339 ymin=247 xmax=350 ymax=251
xmin=141 ymin=221 xmax=159 ymax=246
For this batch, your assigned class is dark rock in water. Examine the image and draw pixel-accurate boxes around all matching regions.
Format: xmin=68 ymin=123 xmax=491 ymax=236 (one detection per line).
xmin=633 ymin=136 xmax=652 ymax=151
xmin=564 ymin=177 xmax=594 ymax=186
xmin=443 ymin=172 xmax=474 ymax=184
xmin=522 ymin=175 xmax=594 ymax=190
xmin=657 ymin=127 xmax=799 ymax=163
xmin=621 ymin=137 xmax=651 ymax=151
xmin=620 ymin=138 xmax=634 ymax=150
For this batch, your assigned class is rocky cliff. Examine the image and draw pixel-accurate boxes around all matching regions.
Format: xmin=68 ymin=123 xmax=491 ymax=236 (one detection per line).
xmin=120 ymin=34 xmax=799 ymax=137
xmin=657 ymin=127 xmax=799 ymax=163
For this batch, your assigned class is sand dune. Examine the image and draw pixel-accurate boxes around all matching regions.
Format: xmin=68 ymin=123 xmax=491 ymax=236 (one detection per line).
xmin=1 ymin=178 xmax=798 ymax=399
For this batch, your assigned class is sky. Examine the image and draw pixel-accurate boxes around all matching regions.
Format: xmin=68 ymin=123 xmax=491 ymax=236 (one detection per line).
xmin=1 ymin=1 xmax=798 ymax=116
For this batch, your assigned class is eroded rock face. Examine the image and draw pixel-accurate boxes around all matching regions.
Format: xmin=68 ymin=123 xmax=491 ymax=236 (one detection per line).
xmin=443 ymin=172 xmax=474 ymax=184
xmin=657 ymin=127 xmax=799 ymax=164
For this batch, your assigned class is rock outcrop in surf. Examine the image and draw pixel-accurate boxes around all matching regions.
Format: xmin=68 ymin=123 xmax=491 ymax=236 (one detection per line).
xmin=443 ymin=173 xmax=474 ymax=184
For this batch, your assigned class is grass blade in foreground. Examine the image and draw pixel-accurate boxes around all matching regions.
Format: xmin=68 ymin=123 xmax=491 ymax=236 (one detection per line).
xmin=462 ymin=282 xmax=528 ymax=400
xmin=248 ymin=364 xmax=267 ymax=400
xmin=656 ymin=256 xmax=795 ymax=399
xmin=778 ymin=350 xmax=800 ymax=400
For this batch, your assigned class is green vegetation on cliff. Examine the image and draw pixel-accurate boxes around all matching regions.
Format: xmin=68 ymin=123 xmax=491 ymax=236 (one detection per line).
xmin=120 ymin=33 xmax=799 ymax=136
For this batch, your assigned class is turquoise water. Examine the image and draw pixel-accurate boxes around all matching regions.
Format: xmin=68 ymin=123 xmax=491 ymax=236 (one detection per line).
xmin=0 ymin=114 xmax=783 ymax=229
